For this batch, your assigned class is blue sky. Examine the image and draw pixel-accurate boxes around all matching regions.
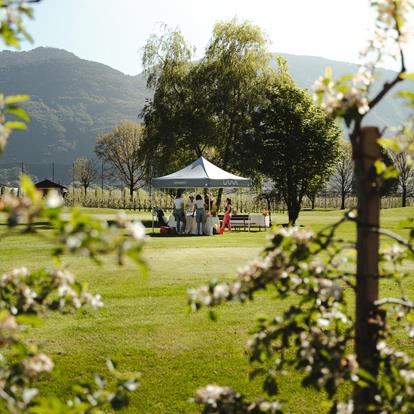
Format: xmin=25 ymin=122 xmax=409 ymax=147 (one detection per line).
xmin=6 ymin=0 xmax=414 ymax=75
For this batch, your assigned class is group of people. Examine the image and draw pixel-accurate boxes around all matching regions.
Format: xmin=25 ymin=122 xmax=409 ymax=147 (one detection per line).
xmin=173 ymin=193 xmax=232 ymax=235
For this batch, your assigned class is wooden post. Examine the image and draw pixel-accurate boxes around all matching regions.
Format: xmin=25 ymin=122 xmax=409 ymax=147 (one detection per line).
xmin=353 ymin=126 xmax=382 ymax=413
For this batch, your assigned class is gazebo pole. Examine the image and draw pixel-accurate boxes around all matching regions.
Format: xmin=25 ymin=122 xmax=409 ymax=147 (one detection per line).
xmin=150 ymin=184 xmax=154 ymax=234
xmin=208 ymin=187 xmax=211 ymax=236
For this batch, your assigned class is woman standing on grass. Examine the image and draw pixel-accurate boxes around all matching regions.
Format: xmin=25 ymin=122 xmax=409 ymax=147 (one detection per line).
xmin=185 ymin=194 xmax=195 ymax=234
xmin=220 ymin=198 xmax=232 ymax=234
xmin=173 ymin=193 xmax=185 ymax=234
xmin=194 ymin=194 xmax=205 ymax=236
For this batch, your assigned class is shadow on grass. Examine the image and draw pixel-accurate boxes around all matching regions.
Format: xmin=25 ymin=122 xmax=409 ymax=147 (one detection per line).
xmin=148 ymin=233 xmax=215 ymax=238
xmin=301 ymin=208 xmax=339 ymax=212
xmin=0 ymin=221 xmax=54 ymax=230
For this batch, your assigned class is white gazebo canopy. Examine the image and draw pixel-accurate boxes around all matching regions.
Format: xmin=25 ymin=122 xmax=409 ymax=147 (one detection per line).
xmin=151 ymin=156 xmax=251 ymax=189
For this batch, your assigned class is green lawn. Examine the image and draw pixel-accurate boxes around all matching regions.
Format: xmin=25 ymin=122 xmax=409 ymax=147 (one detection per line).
xmin=0 ymin=207 xmax=413 ymax=413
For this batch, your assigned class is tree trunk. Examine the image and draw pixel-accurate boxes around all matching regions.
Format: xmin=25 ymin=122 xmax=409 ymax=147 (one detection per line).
xmin=402 ymin=187 xmax=407 ymax=207
xmin=84 ymin=185 xmax=87 ymax=197
xmin=266 ymin=196 xmax=272 ymax=226
xmin=353 ymin=126 xmax=382 ymax=414
xmin=311 ymin=196 xmax=315 ymax=210
xmin=287 ymin=200 xmax=300 ymax=225
xmin=216 ymin=188 xmax=224 ymax=211
xmin=266 ymin=196 xmax=271 ymax=213
xmin=129 ymin=184 xmax=134 ymax=201
xmin=341 ymin=193 xmax=346 ymax=210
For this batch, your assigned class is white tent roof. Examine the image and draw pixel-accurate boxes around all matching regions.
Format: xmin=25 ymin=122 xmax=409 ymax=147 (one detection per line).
xmin=151 ymin=156 xmax=251 ymax=188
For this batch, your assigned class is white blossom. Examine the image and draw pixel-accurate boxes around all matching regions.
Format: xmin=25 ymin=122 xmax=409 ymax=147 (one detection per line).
xmin=213 ymin=283 xmax=229 ymax=299
xmin=336 ymin=400 xmax=354 ymax=414
xmin=53 ymin=269 xmax=75 ymax=285
xmin=23 ymin=354 xmax=54 ymax=378
xmin=45 ymin=190 xmax=63 ymax=209
xmin=127 ymin=221 xmax=146 ymax=240
xmin=66 ymin=235 xmax=82 ymax=250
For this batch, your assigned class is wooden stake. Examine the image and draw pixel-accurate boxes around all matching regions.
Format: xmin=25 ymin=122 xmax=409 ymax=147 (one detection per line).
xmin=353 ymin=126 xmax=382 ymax=413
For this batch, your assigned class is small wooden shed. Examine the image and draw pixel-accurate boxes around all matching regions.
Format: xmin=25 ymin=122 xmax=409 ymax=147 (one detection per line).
xmin=34 ymin=179 xmax=68 ymax=197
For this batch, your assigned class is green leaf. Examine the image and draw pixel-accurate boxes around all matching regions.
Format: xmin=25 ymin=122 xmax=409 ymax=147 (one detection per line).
xmin=357 ymin=368 xmax=376 ymax=384
xmin=397 ymin=90 xmax=414 ymax=98
xmin=374 ymin=160 xmax=386 ymax=175
xmin=16 ymin=314 xmax=43 ymax=327
xmin=401 ymin=72 xmax=414 ymax=81
xmin=377 ymin=138 xmax=399 ymax=151
xmin=337 ymin=73 xmax=353 ymax=83
xmin=4 ymin=121 xmax=27 ymax=130
xmin=5 ymin=95 xmax=29 ymax=104
xmin=383 ymin=166 xmax=399 ymax=180
xmin=20 ymin=174 xmax=41 ymax=203
xmin=5 ymin=105 xmax=31 ymax=122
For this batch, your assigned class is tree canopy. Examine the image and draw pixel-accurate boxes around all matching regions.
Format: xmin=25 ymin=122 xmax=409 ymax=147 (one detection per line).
xmin=142 ymin=22 xmax=340 ymax=218
xmin=95 ymin=121 xmax=146 ymax=198
xmin=141 ymin=19 xmax=271 ymax=187
xmin=251 ymin=62 xmax=340 ymax=224
xmin=73 ymin=156 xmax=97 ymax=196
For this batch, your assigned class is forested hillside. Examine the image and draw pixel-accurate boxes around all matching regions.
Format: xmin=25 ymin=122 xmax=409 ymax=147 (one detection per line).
xmin=0 ymin=47 xmax=410 ymax=163
xmin=0 ymin=47 xmax=148 ymax=163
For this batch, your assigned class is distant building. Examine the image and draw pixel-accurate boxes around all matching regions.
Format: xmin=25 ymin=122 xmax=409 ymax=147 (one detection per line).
xmin=34 ymin=179 xmax=68 ymax=197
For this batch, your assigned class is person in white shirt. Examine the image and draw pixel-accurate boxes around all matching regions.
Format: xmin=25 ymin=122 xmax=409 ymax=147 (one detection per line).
xmin=193 ymin=194 xmax=205 ymax=235
xmin=185 ymin=194 xmax=195 ymax=234
xmin=173 ymin=194 xmax=185 ymax=234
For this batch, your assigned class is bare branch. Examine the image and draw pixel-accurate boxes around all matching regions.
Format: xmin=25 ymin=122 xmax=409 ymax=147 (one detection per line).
xmin=375 ymin=297 xmax=414 ymax=309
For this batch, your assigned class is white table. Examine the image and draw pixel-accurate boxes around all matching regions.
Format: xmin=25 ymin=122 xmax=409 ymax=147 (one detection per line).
xmin=167 ymin=214 xmax=219 ymax=236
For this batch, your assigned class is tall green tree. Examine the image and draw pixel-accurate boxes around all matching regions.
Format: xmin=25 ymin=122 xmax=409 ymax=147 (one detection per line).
xmin=141 ymin=20 xmax=271 ymax=206
xmin=142 ymin=22 xmax=339 ymax=219
xmin=252 ymin=62 xmax=340 ymax=224
xmin=199 ymin=19 xmax=271 ymax=206
xmin=141 ymin=25 xmax=206 ymax=176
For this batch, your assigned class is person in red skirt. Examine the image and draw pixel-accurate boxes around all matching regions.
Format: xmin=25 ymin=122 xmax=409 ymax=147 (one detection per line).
xmin=220 ymin=198 xmax=232 ymax=234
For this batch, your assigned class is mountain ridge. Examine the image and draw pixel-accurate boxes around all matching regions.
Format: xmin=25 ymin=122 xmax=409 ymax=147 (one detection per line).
xmin=0 ymin=47 xmax=410 ymax=165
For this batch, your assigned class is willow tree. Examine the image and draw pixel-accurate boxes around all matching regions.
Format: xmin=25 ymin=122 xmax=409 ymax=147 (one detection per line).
xmin=141 ymin=20 xmax=271 ymax=205
xmin=199 ymin=19 xmax=271 ymax=206
xmin=141 ymin=25 xmax=205 ymax=176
